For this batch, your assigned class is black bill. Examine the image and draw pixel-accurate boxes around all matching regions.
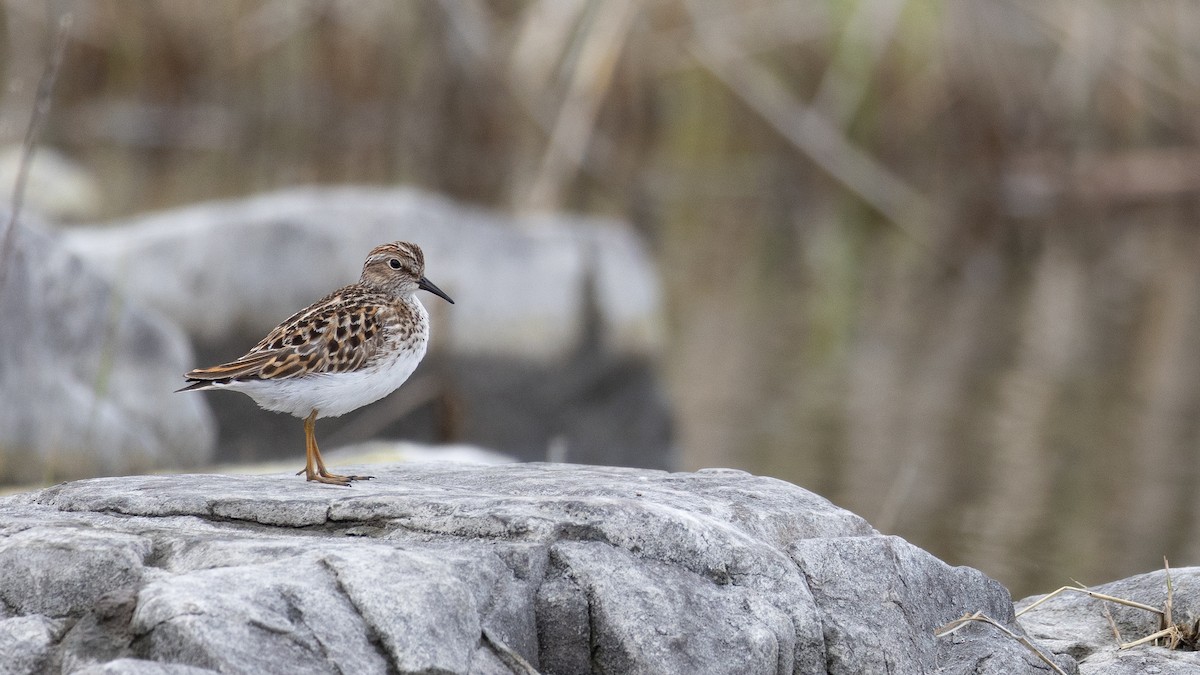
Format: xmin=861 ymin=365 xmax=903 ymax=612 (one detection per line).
xmin=418 ymin=277 xmax=455 ymax=304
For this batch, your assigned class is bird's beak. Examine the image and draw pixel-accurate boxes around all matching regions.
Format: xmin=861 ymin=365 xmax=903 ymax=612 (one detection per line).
xmin=418 ymin=277 xmax=454 ymax=304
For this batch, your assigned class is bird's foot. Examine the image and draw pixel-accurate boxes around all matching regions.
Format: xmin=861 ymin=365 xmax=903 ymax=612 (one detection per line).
xmin=300 ymin=468 xmax=374 ymax=486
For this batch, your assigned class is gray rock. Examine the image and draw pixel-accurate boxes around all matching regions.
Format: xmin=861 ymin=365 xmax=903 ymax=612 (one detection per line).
xmin=61 ymin=187 xmax=672 ymax=469
xmin=0 ymin=528 xmax=150 ymax=617
xmin=0 ymin=462 xmax=1063 ymax=674
xmin=1017 ymin=568 xmax=1200 ymax=674
xmin=0 ymin=220 xmax=215 ymax=485
xmin=72 ymin=659 xmax=219 ymax=675
xmin=0 ymin=615 xmax=68 ymax=674
xmin=62 ymin=187 xmax=662 ymax=361
xmin=1074 ymin=651 xmax=1200 ymax=675
xmin=0 ymin=146 xmax=103 ymax=221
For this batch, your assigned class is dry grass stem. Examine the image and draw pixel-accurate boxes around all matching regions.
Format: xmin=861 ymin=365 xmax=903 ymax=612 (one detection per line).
xmin=1021 ymin=560 xmax=1199 ymax=652
xmin=1100 ymin=601 xmax=1122 ymax=644
xmin=1121 ymin=627 xmax=1175 ymax=650
xmin=522 ymin=0 xmax=638 ymax=212
xmin=1164 ymin=557 xmax=1174 ymax=628
xmin=1016 ymin=585 xmax=1163 ymax=619
xmin=936 ymin=611 xmax=1068 ymax=675
xmin=1120 ymin=558 xmax=1200 ymax=651
xmin=684 ymin=1 xmax=933 ymax=244
xmin=812 ymin=0 xmax=910 ymax=127
xmin=0 ymin=11 xmax=72 ymax=291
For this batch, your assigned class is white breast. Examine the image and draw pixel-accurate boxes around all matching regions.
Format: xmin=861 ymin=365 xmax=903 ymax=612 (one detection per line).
xmin=227 ymin=298 xmax=430 ymax=419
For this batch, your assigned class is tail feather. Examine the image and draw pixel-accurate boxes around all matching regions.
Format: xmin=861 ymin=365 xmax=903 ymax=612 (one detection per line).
xmin=178 ymin=353 xmax=276 ymax=392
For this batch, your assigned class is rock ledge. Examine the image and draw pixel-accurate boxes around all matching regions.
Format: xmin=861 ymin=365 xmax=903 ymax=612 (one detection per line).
xmin=0 ymin=463 xmax=1059 ymax=674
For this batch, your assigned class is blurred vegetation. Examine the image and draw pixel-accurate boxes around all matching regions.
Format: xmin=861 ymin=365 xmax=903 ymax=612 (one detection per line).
xmin=4 ymin=0 xmax=1200 ymax=598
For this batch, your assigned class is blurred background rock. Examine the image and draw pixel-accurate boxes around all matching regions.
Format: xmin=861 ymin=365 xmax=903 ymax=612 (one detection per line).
xmin=0 ymin=0 xmax=1197 ymax=599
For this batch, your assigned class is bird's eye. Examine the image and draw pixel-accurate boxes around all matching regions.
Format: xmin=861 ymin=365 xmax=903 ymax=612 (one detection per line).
xmin=388 ymin=258 xmax=402 ymax=270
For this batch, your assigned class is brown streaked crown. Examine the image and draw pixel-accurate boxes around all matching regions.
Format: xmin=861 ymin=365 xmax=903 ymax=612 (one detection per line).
xmin=360 ymin=241 xmax=425 ymax=296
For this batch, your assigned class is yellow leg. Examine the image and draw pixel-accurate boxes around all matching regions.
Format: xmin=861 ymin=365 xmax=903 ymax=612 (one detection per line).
xmin=301 ymin=410 xmax=373 ymax=486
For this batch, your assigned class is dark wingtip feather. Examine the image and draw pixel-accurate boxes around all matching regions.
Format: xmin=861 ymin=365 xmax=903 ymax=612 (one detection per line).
xmin=175 ymin=379 xmax=211 ymax=393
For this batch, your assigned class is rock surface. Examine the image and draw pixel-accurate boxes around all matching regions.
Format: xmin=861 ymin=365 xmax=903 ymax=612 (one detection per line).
xmin=62 ymin=187 xmax=672 ymax=469
xmin=0 ymin=219 xmax=215 ymax=485
xmin=0 ymin=462 xmax=1064 ymax=674
xmin=1017 ymin=568 xmax=1200 ymax=674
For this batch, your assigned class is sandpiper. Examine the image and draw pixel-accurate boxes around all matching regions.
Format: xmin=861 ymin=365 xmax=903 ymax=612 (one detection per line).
xmin=179 ymin=241 xmax=454 ymax=486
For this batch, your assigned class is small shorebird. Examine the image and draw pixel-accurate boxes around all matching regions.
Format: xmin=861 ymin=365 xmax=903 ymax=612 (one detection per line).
xmin=179 ymin=241 xmax=454 ymax=486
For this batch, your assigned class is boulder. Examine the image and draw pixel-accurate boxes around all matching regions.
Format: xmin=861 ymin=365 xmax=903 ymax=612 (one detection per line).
xmin=0 ymin=219 xmax=215 ymax=485
xmin=0 ymin=462 xmax=1067 ymax=674
xmin=61 ymin=187 xmax=672 ymax=469
xmin=0 ymin=146 xmax=104 ymax=222
xmin=1017 ymin=568 xmax=1200 ymax=674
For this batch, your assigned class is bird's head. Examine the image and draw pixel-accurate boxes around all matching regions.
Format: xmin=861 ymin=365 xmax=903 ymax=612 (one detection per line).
xmin=361 ymin=241 xmax=454 ymax=304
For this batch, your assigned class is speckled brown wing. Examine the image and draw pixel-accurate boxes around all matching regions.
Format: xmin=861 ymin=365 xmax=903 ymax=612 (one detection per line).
xmin=182 ymin=285 xmax=390 ymax=386
xmin=177 ymin=352 xmax=278 ymax=389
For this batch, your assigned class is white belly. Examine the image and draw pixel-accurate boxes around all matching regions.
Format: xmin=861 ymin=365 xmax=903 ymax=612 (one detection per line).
xmin=231 ymin=336 xmax=428 ymax=418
